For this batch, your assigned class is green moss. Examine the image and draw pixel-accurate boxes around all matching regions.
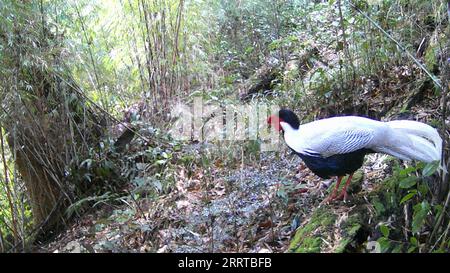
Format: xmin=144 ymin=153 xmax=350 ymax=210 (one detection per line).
xmin=289 ymin=207 xmax=336 ymax=253
xmin=289 ymin=207 xmax=371 ymax=253
xmin=344 ymin=212 xmax=365 ymax=233
xmin=295 ymin=237 xmax=323 ymax=253
xmin=336 ymin=211 xmax=368 ymax=253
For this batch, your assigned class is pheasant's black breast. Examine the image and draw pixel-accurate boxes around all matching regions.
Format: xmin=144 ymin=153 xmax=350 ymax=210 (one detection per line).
xmin=295 ymin=148 xmax=374 ymax=178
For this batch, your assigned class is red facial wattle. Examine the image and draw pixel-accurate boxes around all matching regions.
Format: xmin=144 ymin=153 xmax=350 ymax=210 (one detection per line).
xmin=267 ymin=115 xmax=283 ymax=131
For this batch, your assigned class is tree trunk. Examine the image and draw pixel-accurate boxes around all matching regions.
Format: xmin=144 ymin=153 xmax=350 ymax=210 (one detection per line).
xmin=0 ymin=2 xmax=105 ymax=241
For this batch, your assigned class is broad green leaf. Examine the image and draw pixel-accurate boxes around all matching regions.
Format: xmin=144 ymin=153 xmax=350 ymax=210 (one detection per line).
xmin=380 ymin=225 xmax=390 ymax=238
xmin=412 ymin=201 xmax=431 ymax=234
xmin=422 ymin=161 xmax=440 ymax=177
xmin=373 ymin=200 xmax=385 ymax=215
xmin=399 ymin=166 xmax=417 ymax=177
xmin=400 ymin=190 xmax=417 ymax=204
xmin=377 ymin=237 xmax=391 ymax=253
xmin=418 ymin=183 xmax=429 ymax=195
xmin=399 ymin=176 xmax=418 ymax=189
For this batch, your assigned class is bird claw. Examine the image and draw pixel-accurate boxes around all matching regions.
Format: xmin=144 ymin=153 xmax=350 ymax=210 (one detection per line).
xmin=323 ymin=192 xmax=349 ymax=204
xmin=322 ymin=175 xmax=352 ymax=204
xmin=322 ymin=194 xmax=337 ymax=204
xmin=335 ymin=192 xmax=348 ymax=202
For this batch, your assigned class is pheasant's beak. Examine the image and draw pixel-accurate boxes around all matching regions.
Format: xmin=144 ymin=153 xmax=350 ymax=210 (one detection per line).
xmin=267 ymin=115 xmax=283 ymax=131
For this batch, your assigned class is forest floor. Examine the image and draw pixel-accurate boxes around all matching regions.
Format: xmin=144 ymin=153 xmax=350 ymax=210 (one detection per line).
xmin=39 ymin=146 xmax=392 ymax=253
xmin=39 ymin=147 xmax=302 ymax=252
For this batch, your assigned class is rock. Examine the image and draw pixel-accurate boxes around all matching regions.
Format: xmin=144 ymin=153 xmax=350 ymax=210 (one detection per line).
xmin=62 ymin=241 xmax=86 ymax=253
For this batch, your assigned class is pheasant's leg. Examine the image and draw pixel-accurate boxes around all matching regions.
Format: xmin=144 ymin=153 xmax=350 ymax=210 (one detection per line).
xmin=325 ymin=176 xmax=343 ymax=202
xmin=336 ymin=173 xmax=354 ymax=201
